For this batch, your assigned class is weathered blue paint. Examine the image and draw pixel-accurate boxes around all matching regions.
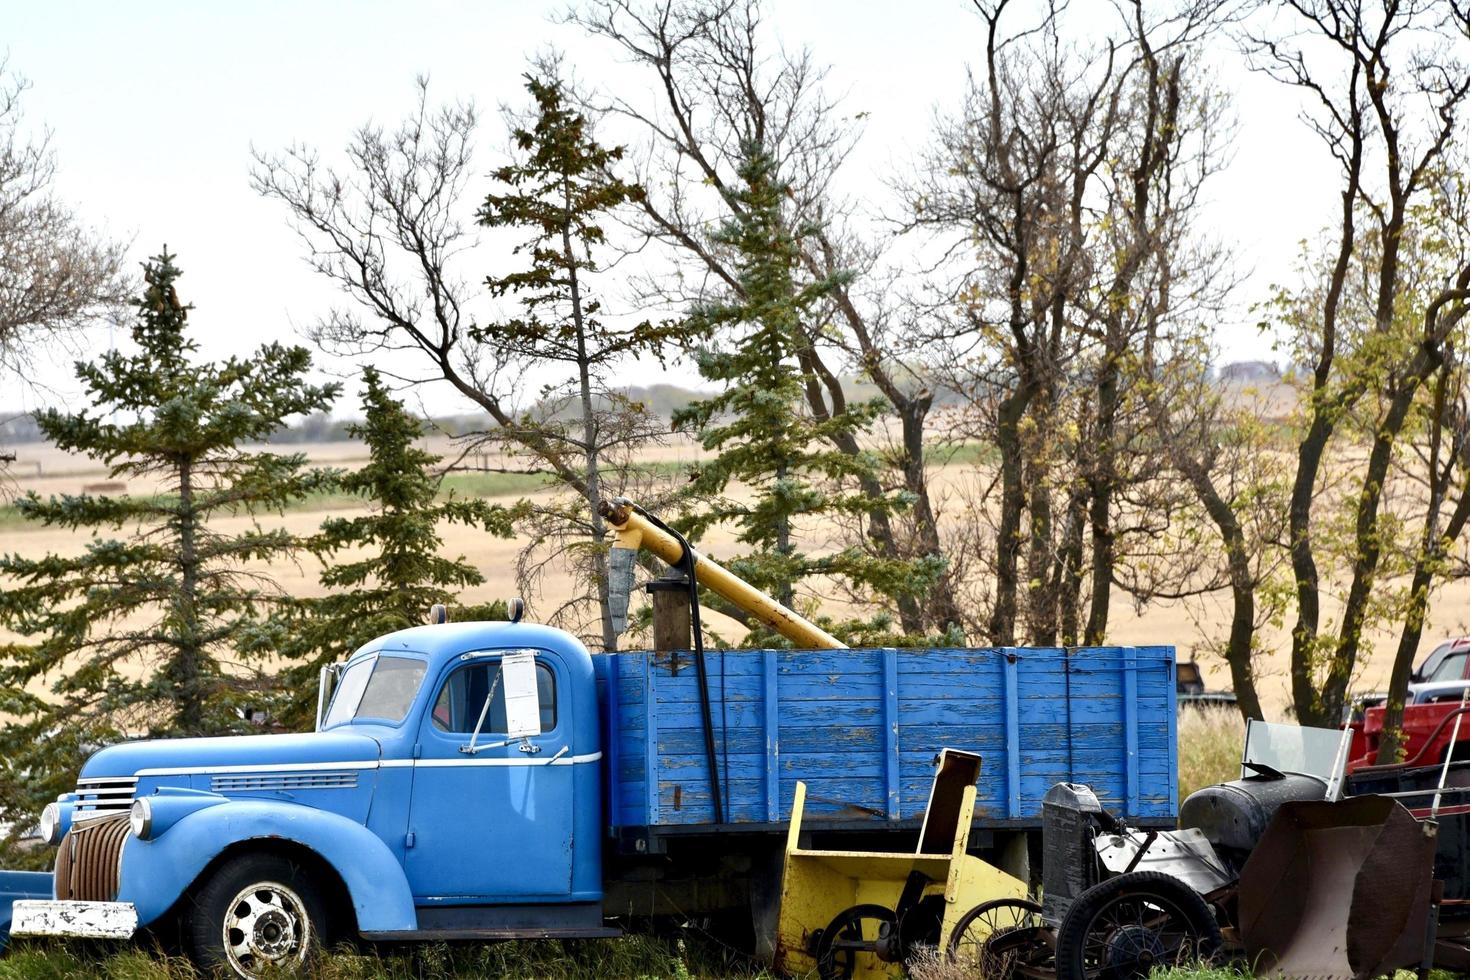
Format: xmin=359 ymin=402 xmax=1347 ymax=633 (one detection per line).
xmin=118 ymin=798 xmax=419 ymax=931
xmin=596 ymin=645 xmax=1176 ymax=830
xmin=1123 ymin=646 xmax=1140 ymax=813
xmin=0 ymin=872 xmax=52 ymax=947
xmin=1003 ymin=651 xmax=1020 ymax=820
xmin=882 ymin=649 xmax=901 ymax=820
xmin=762 ymin=650 xmax=779 ymax=823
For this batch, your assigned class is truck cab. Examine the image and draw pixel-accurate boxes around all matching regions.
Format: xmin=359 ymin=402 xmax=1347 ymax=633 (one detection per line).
xmin=15 ymin=620 xmax=610 ymax=977
xmin=1344 ymin=637 xmax=1470 ymax=770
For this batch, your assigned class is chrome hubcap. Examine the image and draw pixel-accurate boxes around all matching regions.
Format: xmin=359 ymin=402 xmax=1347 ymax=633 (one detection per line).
xmin=222 ymin=880 xmax=309 ymax=976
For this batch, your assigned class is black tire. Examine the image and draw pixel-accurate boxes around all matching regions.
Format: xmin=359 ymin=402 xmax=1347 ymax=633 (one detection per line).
xmin=815 ymin=903 xmax=897 ymax=980
xmin=183 ymin=852 xmax=329 ymax=979
xmin=1054 ymin=871 xmax=1220 ymax=980
xmin=947 ymin=897 xmax=1045 ymax=973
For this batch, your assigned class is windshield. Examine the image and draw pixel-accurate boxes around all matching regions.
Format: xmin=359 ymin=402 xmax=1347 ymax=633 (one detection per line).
xmin=1242 ymin=720 xmax=1352 ymax=797
xmin=322 ymin=655 xmax=426 ymax=727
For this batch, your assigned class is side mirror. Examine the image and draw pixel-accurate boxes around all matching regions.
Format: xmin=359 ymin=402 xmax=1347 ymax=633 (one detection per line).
xmin=315 ymin=663 xmax=344 ymax=731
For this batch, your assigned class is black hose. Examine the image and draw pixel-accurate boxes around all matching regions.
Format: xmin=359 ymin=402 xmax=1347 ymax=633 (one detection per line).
xmin=631 ymin=504 xmax=725 ymax=825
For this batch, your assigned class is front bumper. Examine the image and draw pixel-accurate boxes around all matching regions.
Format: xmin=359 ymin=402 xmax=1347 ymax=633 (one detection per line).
xmin=10 ymin=900 xmax=137 ymax=939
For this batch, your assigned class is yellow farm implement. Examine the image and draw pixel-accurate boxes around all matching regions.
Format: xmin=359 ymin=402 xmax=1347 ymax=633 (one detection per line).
xmin=775 ymin=749 xmax=1031 ymax=978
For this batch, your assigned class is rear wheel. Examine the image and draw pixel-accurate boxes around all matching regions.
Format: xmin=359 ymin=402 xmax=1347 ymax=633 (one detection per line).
xmin=814 ymin=903 xmax=898 ymax=980
xmin=947 ymin=897 xmax=1045 ymax=975
xmin=183 ymin=852 xmax=328 ymax=978
xmin=1054 ymin=871 xmax=1220 ymax=980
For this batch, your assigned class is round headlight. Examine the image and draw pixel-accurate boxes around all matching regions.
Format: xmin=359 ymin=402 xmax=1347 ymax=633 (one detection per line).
xmin=39 ymin=803 xmax=60 ymax=846
xmin=129 ymin=798 xmax=152 ymax=840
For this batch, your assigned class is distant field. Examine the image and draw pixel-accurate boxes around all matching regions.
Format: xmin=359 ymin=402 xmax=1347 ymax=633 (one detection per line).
xmin=5 ymin=432 xmax=1470 ymax=714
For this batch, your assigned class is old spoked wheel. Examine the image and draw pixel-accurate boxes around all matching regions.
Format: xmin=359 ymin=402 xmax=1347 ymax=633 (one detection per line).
xmin=815 ymin=903 xmax=899 ymax=980
xmin=1054 ymin=871 xmax=1221 ymax=980
xmin=947 ymin=897 xmax=1045 ymax=978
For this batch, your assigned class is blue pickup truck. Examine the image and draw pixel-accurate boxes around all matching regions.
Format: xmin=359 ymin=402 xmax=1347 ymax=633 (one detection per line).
xmin=10 ymin=618 xmax=1176 ymax=977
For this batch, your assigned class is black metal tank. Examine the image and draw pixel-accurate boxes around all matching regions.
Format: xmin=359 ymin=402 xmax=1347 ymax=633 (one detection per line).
xmin=1178 ymin=773 xmax=1326 ymax=874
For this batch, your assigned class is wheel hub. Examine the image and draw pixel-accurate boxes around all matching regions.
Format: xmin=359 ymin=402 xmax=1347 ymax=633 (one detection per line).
xmin=1105 ymin=924 xmax=1166 ymax=972
xmin=251 ymin=907 xmax=295 ymax=957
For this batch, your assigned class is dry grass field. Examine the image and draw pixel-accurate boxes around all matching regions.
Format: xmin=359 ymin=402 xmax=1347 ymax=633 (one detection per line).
xmin=5 ymin=433 xmax=1470 ymax=716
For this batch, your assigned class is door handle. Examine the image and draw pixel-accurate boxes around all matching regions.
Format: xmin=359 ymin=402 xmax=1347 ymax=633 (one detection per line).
xmin=518 ymin=741 xmax=541 ymax=754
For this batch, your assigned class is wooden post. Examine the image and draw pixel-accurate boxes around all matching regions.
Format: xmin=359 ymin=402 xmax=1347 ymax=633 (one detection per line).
xmin=647 ymin=576 xmax=691 ymax=652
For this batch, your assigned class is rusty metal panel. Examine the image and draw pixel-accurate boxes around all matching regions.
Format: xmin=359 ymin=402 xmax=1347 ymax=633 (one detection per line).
xmin=1238 ymin=795 xmax=1437 ymax=979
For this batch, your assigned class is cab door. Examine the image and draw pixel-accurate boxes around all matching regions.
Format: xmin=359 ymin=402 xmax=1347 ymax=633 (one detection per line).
xmin=404 ymin=649 xmax=575 ymax=901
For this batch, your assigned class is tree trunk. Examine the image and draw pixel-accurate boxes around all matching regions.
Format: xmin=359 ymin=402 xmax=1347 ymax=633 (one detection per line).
xmin=898 ymin=397 xmax=963 ymax=634
xmin=1323 ymin=379 xmax=1422 ymax=720
xmin=990 ymin=386 xmax=1030 ymax=645
xmin=1377 ymin=488 xmax=1470 ymax=762
xmin=1054 ymin=486 xmax=1088 ymax=647
xmin=1085 ymin=352 xmax=1119 ymax=645
xmin=173 ymin=456 xmax=204 ymax=735
xmin=564 ymin=206 xmax=617 ymax=653
xmin=1175 ymin=453 xmax=1265 ymax=721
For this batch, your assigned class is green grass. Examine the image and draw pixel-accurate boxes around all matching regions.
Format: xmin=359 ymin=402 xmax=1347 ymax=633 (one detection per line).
xmin=1151 ymin=968 xmax=1249 ymax=980
xmin=0 ymin=934 xmax=775 ymax=980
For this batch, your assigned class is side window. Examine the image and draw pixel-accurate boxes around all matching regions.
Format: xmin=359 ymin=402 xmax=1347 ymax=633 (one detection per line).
xmin=430 ymin=660 xmax=557 ymax=734
xmin=1429 ymin=651 xmax=1470 ymax=683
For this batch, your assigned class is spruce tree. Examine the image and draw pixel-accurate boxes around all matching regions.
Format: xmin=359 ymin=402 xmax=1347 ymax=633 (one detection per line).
xmin=0 ymin=251 xmax=337 ymax=843
xmin=269 ymin=367 xmax=517 ymax=728
xmin=674 ymin=143 xmax=923 ymax=631
xmin=472 ymin=71 xmax=671 ymax=651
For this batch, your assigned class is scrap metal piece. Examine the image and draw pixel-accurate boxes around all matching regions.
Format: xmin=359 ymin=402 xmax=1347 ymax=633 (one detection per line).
xmin=1041 ymin=783 xmax=1108 ymax=925
xmin=1237 ymin=794 xmax=1438 ymax=980
xmin=606 ymin=544 xmax=636 ymax=635
xmin=1094 ymin=827 xmax=1233 ymax=895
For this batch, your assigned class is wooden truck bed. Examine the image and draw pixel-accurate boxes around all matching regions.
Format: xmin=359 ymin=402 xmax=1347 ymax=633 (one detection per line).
xmin=593 ymin=646 xmax=1177 ymax=841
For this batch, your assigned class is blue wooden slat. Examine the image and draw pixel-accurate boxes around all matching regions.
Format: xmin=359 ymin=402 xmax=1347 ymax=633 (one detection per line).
xmin=1160 ymin=647 xmax=1180 ymax=811
xmin=883 ymin=648 xmax=900 ymax=820
xmin=644 ymin=654 xmax=658 ymax=825
xmin=763 ymin=650 xmax=779 ymax=822
xmin=605 ymin=653 xmax=623 ymax=825
xmin=1004 ymin=649 xmax=1021 ymax=819
xmin=1124 ymin=646 xmax=1139 ymax=813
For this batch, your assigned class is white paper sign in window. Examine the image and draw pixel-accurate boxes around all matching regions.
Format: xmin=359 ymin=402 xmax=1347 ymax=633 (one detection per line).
xmin=501 ymin=650 xmax=543 ymax=739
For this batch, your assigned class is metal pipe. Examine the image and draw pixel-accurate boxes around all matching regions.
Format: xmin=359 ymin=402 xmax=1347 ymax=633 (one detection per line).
xmin=599 ymin=497 xmax=847 ymax=650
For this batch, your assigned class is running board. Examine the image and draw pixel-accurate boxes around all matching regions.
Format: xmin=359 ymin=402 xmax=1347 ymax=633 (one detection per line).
xmin=362 ymin=925 xmax=622 ymax=941
xmin=362 ymin=901 xmax=618 ymax=942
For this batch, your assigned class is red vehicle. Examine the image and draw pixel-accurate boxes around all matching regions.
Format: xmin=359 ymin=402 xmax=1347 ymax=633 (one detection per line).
xmin=1346 ymin=637 xmax=1470 ymax=771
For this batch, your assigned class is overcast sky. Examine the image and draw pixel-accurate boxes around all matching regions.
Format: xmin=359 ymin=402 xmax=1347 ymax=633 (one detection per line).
xmin=6 ymin=0 xmax=1332 ymax=418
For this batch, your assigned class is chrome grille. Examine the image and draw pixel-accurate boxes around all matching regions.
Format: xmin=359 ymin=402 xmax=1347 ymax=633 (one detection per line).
xmin=73 ymin=776 xmax=138 ymax=815
xmin=211 ymin=771 xmax=358 ymax=792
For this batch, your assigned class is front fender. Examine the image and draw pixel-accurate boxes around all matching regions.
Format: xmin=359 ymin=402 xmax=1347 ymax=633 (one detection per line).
xmin=118 ymin=799 xmax=416 ymax=933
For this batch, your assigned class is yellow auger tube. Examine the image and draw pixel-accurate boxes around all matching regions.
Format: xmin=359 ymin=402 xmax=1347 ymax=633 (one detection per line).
xmin=598 ymin=497 xmax=847 ymax=650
